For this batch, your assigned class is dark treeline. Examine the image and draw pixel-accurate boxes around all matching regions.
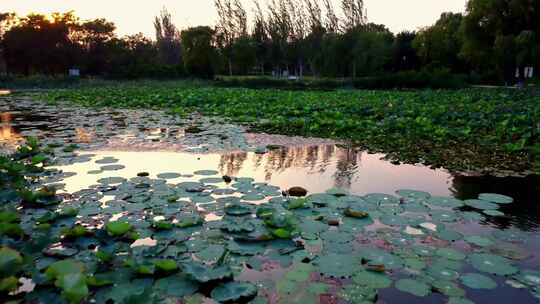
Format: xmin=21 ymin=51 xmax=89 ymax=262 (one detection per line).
xmin=0 ymin=0 xmax=539 ymax=84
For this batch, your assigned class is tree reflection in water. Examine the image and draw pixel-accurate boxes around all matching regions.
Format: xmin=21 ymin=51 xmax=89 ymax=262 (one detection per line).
xmin=219 ymin=144 xmax=363 ymax=188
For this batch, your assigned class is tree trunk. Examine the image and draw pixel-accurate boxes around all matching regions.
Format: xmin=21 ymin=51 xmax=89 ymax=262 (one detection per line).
xmin=352 ymin=61 xmax=357 ymax=80
xmin=228 ymin=58 xmax=233 ymax=76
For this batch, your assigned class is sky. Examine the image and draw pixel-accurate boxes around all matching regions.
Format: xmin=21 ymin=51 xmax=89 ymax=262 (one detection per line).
xmin=0 ymin=0 xmax=468 ymax=37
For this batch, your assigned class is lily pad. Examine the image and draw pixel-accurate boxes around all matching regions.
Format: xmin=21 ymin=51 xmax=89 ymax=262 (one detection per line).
xmin=460 ymin=273 xmax=497 ymax=289
xmin=478 ymin=193 xmax=514 ymax=204
xmin=464 ymin=199 xmax=499 ymax=210
xmin=182 ymin=262 xmax=233 ymax=283
xmin=211 ymin=282 xmax=257 ymax=303
xmin=194 ymin=170 xmax=219 ymax=176
xmin=352 ymin=270 xmax=392 ymax=289
xmin=395 ymin=278 xmax=431 ymax=297
xmin=469 ymin=253 xmax=518 ymax=275
xmin=157 ymin=172 xmax=182 ymax=179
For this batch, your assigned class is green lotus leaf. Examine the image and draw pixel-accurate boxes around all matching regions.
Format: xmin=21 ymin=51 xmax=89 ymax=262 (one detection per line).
xmin=211 ymin=282 xmax=257 ymax=303
xmin=0 ymin=276 xmax=19 ymax=292
xmin=194 ymin=170 xmax=219 ymax=176
xmin=483 ymin=209 xmax=505 ymax=217
xmin=0 ymin=247 xmax=23 ymax=276
xmin=154 ymin=274 xmax=198 ymax=297
xmin=154 ymin=259 xmax=178 ymax=272
xmin=427 ymin=266 xmax=460 ymax=280
xmin=316 ymin=253 xmax=360 ymax=277
xmin=464 ymin=199 xmax=499 ymax=210
xmin=45 ymin=259 xmax=85 ymax=280
xmin=513 ymin=270 xmax=540 ymax=287
xmin=478 ymin=193 xmax=513 ymax=204
xmin=182 ymin=262 xmax=233 ymax=283
xmin=436 ymin=248 xmax=466 ymax=261
xmin=431 ymin=280 xmax=465 ymax=297
xmin=225 ymin=203 xmax=252 ymax=216
xmin=227 ymin=240 xmax=266 ymax=256
xmin=106 ymin=221 xmax=132 ymax=236
xmin=427 ymin=196 xmax=464 ymax=208
xmin=352 ymin=270 xmax=392 ymax=289
xmin=396 ymin=189 xmax=431 ymax=200
xmin=464 ymin=235 xmax=494 ymax=247
xmin=469 ymin=253 xmax=518 ymax=275
xmin=363 ymin=193 xmax=399 ymax=205
xmin=460 ymin=273 xmax=497 ymax=289
xmin=157 ymin=172 xmax=182 ymax=179
xmin=395 ymin=278 xmax=431 ymax=297
xmin=338 ymin=284 xmax=377 ymax=303
xmin=55 ymin=272 xmax=89 ymax=304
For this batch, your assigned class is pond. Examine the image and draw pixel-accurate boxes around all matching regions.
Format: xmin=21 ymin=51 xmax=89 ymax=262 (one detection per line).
xmin=1 ymin=96 xmax=540 ymax=304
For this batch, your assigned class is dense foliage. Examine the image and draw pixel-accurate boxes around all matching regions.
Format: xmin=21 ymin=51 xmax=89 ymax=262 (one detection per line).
xmin=39 ymin=82 xmax=540 ymax=173
xmin=0 ymin=0 xmax=538 ymax=84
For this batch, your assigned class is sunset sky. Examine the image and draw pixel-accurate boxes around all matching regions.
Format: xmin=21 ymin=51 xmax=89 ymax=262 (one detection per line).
xmin=0 ymin=0 xmax=468 ymax=37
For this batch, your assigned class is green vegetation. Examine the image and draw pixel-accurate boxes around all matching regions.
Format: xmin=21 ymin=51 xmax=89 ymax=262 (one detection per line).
xmin=1 ymin=136 xmax=539 ymax=303
xmin=38 ymin=81 xmax=540 ymax=174
xmin=1 ymin=0 xmax=538 ymax=85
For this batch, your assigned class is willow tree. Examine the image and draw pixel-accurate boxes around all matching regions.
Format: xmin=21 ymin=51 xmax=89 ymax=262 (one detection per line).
xmin=214 ymin=0 xmax=247 ymax=75
xmin=154 ymin=8 xmax=182 ymax=66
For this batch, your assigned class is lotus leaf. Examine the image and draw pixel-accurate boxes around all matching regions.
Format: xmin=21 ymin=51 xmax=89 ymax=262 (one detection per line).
xmin=211 ymin=282 xmax=257 ymax=303
xmin=460 ymin=273 xmax=497 ymax=289
xmin=469 ymin=253 xmax=518 ymax=275
xmin=395 ymin=278 xmax=431 ymax=297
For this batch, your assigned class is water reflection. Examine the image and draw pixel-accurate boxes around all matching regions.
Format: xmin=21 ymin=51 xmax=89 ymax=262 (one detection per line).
xmin=0 ymin=112 xmax=24 ymax=147
xmin=219 ymin=145 xmax=453 ymax=196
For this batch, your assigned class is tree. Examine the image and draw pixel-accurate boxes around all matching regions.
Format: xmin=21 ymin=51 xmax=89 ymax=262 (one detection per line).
xmin=76 ymin=18 xmax=116 ymax=74
xmin=0 ymin=12 xmax=16 ymax=74
xmin=232 ymin=36 xmax=256 ymax=74
xmin=341 ymin=0 xmax=366 ymax=32
xmin=323 ymin=0 xmax=339 ymax=33
xmin=461 ymin=0 xmax=540 ymax=77
xmin=214 ymin=0 xmax=247 ymax=75
xmin=252 ymin=0 xmax=270 ymax=74
xmin=2 ymin=12 xmax=80 ymax=75
xmin=154 ymin=8 xmax=182 ymax=66
xmin=392 ymin=31 xmax=419 ymax=71
xmin=181 ymin=26 xmax=216 ymax=78
xmin=413 ymin=13 xmax=464 ymax=71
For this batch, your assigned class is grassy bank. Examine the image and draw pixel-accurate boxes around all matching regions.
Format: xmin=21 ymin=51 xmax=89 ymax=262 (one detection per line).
xmin=32 ymin=81 xmax=540 ymax=174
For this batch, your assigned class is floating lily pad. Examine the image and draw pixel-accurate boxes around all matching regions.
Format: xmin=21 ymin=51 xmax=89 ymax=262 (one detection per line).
xmin=352 ymin=270 xmax=392 ymax=289
xmin=469 ymin=253 xmax=518 ymax=275
xmin=427 ymin=196 xmax=464 ymax=208
xmin=157 ymin=172 xmax=181 ymax=179
xmin=460 ymin=273 xmax=497 ymax=289
xmin=194 ymin=170 xmax=219 ymax=176
xmin=100 ymin=164 xmax=125 ymax=171
xmin=95 ymin=157 xmax=119 ymax=164
xmin=436 ymin=248 xmax=466 ymax=261
xmin=431 ymin=280 xmax=465 ymax=297
xmin=211 ymin=282 xmax=257 ymax=303
xmin=395 ymin=278 xmax=431 ymax=297
xmin=364 ymin=193 xmax=399 ymax=205
xmin=396 ymin=189 xmax=431 ymax=200
xmin=464 ymin=235 xmax=494 ymax=247
xmin=182 ymin=262 xmax=233 ymax=283
xmin=105 ymin=221 xmax=132 ymax=236
xmin=0 ymin=247 xmax=23 ymax=276
xmin=478 ymin=193 xmax=513 ymax=204
xmin=464 ymin=199 xmax=499 ymax=210
xmin=316 ymin=254 xmax=360 ymax=278
xmin=154 ymin=274 xmax=198 ymax=297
